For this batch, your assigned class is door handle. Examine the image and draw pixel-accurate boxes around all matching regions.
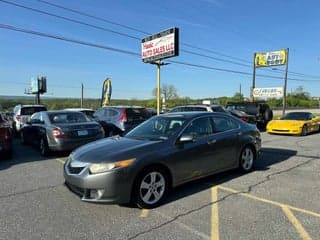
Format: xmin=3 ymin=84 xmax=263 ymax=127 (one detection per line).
xmin=207 ymin=139 xmax=216 ymax=145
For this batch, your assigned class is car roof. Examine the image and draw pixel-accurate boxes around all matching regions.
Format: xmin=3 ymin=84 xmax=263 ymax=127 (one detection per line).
xmin=64 ymin=108 xmax=94 ymax=111
xmin=44 ymin=110 xmax=86 ymax=114
xmin=18 ymin=104 xmax=46 ymax=108
xmin=162 ymin=111 xmax=229 ymax=119
xmin=100 ymin=106 xmax=145 ymax=109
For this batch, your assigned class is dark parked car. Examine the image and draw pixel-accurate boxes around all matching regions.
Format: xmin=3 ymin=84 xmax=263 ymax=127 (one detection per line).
xmin=169 ymin=104 xmax=256 ymax=124
xmin=93 ymin=106 xmax=152 ymax=136
xmin=20 ymin=110 xmax=104 ymax=156
xmin=226 ymin=102 xmax=273 ymax=128
xmin=0 ymin=113 xmax=13 ymax=158
xmin=64 ymin=112 xmax=261 ymax=208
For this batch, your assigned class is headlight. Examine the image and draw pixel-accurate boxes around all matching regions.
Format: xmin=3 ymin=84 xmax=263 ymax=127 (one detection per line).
xmin=89 ymin=158 xmax=135 ymax=174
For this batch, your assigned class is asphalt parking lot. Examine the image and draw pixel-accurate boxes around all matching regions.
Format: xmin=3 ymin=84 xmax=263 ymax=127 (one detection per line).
xmin=0 ymin=132 xmax=319 ymax=240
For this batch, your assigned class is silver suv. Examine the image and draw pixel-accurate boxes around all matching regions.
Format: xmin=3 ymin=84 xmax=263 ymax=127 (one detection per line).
xmin=93 ymin=106 xmax=152 ymax=136
xmin=13 ymin=104 xmax=47 ymax=133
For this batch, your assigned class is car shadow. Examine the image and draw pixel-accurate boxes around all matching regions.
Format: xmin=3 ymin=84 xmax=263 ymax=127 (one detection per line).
xmin=0 ymin=139 xmax=70 ymax=170
xmin=160 ymin=147 xmax=298 ymax=207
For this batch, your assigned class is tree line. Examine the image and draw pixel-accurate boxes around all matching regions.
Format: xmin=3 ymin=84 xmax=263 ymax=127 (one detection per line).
xmin=0 ymin=86 xmax=318 ymax=112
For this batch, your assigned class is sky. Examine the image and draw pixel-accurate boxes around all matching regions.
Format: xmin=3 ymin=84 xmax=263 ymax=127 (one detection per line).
xmin=0 ymin=0 xmax=320 ymax=100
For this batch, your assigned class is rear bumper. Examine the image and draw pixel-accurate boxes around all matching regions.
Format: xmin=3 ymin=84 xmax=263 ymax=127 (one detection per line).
xmin=49 ymin=135 xmax=104 ymax=151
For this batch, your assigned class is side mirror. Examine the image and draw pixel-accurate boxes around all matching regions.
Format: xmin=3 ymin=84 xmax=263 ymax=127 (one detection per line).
xmin=178 ymin=134 xmax=194 ymax=143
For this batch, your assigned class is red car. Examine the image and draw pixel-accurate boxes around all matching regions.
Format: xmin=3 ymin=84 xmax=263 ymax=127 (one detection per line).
xmin=0 ymin=114 xmax=13 ymax=158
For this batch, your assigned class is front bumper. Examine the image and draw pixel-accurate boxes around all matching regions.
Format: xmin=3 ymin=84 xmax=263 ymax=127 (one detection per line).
xmin=267 ymin=127 xmax=301 ymax=135
xmin=63 ymin=160 xmax=134 ymax=204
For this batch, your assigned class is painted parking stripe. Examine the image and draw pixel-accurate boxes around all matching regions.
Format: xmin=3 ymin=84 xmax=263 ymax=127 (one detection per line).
xmin=55 ymin=158 xmax=65 ymax=164
xmin=219 ymin=186 xmax=320 ymax=218
xmin=282 ymin=205 xmax=311 ymax=240
xmin=211 ymin=186 xmax=220 ymax=240
xmin=140 ymin=209 xmax=149 ymax=218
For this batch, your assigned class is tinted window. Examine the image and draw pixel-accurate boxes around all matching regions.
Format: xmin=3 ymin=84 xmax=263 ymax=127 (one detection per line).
xmin=21 ymin=107 xmax=47 ymax=115
xmin=211 ymin=106 xmax=225 ymax=112
xmin=183 ymin=117 xmax=213 ymax=138
xmin=281 ymin=112 xmax=311 ymax=121
xmin=49 ymin=112 xmax=89 ymax=124
xmin=104 ymin=108 xmax=119 ymax=117
xmin=190 ymin=107 xmax=207 ymax=111
xmin=170 ymin=107 xmax=182 ymax=113
xmin=212 ymin=117 xmax=238 ymax=132
xmin=126 ymin=108 xmax=150 ymax=119
xmin=0 ymin=114 xmax=4 ymax=123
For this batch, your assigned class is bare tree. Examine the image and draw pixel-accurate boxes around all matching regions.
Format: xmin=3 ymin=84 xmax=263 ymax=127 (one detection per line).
xmin=152 ymin=84 xmax=178 ymax=101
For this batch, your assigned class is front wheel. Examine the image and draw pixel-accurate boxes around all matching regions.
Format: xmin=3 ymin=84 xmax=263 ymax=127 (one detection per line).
xmin=239 ymin=146 xmax=255 ymax=172
xmin=301 ymin=125 xmax=307 ymax=136
xmin=133 ymin=167 xmax=169 ymax=209
xmin=40 ymin=137 xmax=50 ymax=156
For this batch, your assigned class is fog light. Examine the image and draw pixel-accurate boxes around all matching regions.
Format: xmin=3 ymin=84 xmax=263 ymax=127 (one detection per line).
xmin=90 ymin=189 xmax=104 ymax=199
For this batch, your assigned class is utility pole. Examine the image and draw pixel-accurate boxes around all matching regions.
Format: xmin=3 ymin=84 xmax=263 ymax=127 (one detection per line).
xmin=81 ymin=83 xmax=84 ymax=108
xmin=282 ymin=48 xmax=289 ymax=116
xmin=239 ymin=83 xmax=242 ymax=100
xmin=251 ymin=53 xmax=256 ymax=102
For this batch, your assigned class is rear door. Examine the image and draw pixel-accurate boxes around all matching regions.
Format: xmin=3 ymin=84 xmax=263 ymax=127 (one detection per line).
xmin=201 ymin=116 xmax=240 ymax=174
xmin=125 ymin=108 xmax=150 ymax=131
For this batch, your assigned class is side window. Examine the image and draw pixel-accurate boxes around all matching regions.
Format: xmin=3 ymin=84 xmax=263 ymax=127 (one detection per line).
xmin=104 ymin=109 xmax=118 ymax=117
xmin=171 ymin=107 xmax=181 ymax=113
xmin=212 ymin=117 xmax=239 ymax=133
xmin=191 ymin=107 xmax=207 ymax=111
xmin=182 ymin=117 xmax=213 ymax=139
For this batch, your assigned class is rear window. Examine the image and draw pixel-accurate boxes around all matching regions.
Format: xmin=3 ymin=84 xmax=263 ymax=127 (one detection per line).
xmin=211 ymin=106 xmax=225 ymax=112
xmin=126 ymin=108 xmax=151 ymax=119
xmin=0 ymin=114 xmax=4 ymax=123
xmin=21 ymin=106 xmax=47 ymax=115
xmin=48 ymin=112 xmax=89 ymax=124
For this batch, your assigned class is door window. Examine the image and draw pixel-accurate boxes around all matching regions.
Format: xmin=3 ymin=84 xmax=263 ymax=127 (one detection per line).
xmin=212 ymin=117 xmax=239 ymax=133
xmin=182 ymin=117 xmax=213 ymax=139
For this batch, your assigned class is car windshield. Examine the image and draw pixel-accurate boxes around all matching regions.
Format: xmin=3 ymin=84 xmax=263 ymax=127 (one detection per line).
xmin=49 ymin=112 xmax=90 ymax=124
xmin=125 ymin=116 xmax=186 ymax=141
xmin=281 ymin=112 xmax=311 ymax=121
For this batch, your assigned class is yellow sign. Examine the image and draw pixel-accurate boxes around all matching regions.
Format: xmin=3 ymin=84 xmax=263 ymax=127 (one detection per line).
xmin=255 ymin=50 xmax=287 ymax=67
xmin=101 ymin=78 xmax=112 ymax=106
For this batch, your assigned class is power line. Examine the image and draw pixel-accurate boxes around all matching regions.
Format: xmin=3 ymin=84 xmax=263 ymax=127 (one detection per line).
xmin=35 ymin=0 xmax=320 ymax=79
xmin=1 ymin=23 xmax=320 ymax=83
xmin=4 ymin=0 xmax=320 ymax=80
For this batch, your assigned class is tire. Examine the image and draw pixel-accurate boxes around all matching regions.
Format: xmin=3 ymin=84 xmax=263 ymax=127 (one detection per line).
xmin=239 ymin=145 xmax=255 ymax=172
xmin=133 ymin=167 xmax=169 ymax=209
xmin=301 ymin=125 xmax=307 ymax=136
xmin=40 ymin=137 xmax=50 ymax=156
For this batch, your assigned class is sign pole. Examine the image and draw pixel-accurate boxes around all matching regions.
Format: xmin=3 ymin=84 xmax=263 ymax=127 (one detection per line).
xmin=282 ymin=48 xmax=289 ymax=116
xmin=157 ymin=60 xmax=161 ymax=115
xmin=251 ymin=53 xmax=256 ymax=102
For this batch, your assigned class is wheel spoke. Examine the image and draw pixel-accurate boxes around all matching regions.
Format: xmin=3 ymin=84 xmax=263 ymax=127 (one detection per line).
xmin=150 ymin=172 xmax=157 ymax=184
xmin=153 ymin=190 xmax=161 ymax=200
xmin=140 ymin=181 xmax=150 ymax=189
xmin=142 ymin=189 xmax=153 ymax=202
xmin=155 ymin=177 xmax=165 ymax=188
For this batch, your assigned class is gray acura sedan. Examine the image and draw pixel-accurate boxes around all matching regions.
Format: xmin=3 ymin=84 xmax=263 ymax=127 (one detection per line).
xmin=64 ymin=112 xmax=261 ymax=208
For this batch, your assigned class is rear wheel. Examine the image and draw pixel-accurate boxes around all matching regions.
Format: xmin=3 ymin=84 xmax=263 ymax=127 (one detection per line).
xmin=133 ymin=167 xmax=169 ymax=209
xmin=239 ymin=146 xmax=255 ymax=172
xmin=40 ymin=137 xmax=50 ymax=156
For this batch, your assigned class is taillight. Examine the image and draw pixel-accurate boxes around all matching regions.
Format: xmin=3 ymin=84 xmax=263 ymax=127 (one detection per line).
xmin=119 ymin=109 xmax=127 ymax=123
xmin=241 ymin=117 xmax=249 ymax=122
xmin=52 ymin=127 xmax=68 ymax=139
xmin=16 ymin=115 xmax=21 ymax=121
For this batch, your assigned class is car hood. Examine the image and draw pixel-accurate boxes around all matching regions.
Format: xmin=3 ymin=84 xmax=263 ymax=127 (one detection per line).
xmin=268 ymin=120 xmax=305 ymax=128
xmin=70 ymin=136 xmax=162 ymax=163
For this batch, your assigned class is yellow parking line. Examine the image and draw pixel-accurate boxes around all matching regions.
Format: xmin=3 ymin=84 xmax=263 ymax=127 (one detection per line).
xmin=219 ymin=186 xmax=320 ymax=218
xmin=211 ymin=187 xmax=219 ymax=240
xmin=281 ymin=205 xmax=311 ymax=240
xmin=55 ymin=158 xmax=65 ymax=164
xmin=140 ymin=209 xmax=150 ymax=218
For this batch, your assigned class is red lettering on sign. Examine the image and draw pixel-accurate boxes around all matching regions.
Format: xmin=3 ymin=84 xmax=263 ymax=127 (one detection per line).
xmin=143 ymin=43 xmax=153 ymax=50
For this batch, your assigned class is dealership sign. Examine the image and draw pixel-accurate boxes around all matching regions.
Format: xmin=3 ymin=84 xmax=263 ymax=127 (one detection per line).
xmin=141 ymin=27 xmax=179 ymax=63
xmin=255 ymin=50 xmax=287 ymax=67
xmin=253 ymin=87 xmax=284 ymax=98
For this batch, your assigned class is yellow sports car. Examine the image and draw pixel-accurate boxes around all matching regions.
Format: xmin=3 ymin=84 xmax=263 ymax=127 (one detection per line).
xmin=266 ymin=112 xmax=320 ymax=136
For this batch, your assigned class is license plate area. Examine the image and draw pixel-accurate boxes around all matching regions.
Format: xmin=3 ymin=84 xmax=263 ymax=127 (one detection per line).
xmin=77 ymin=130 xmax=88 ymax=136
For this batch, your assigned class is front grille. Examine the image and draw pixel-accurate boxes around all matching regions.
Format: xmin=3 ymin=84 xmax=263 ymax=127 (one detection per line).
xmin=272 ymin=129 xmax=289 ymax=132
xmin=68 ymin=165 xmax=85 ymax=174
